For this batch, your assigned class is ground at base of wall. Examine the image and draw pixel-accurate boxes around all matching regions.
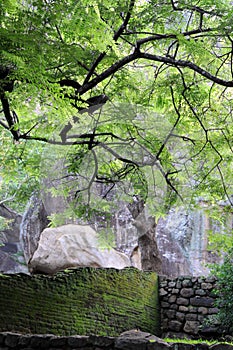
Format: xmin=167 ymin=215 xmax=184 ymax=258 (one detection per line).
xmin=0 ymin=330 xmax=233 ymax=350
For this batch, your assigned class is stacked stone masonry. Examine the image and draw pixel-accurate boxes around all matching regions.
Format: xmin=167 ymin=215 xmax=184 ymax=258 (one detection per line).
xmin=0 ymin=330 xmax=232 ymax=350
xmin=159 ymin=275 xmax=220 ymax=338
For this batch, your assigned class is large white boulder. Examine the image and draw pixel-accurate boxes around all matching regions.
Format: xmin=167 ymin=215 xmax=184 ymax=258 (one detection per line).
xmin=29 ymin=224 xmax=131 ymax=274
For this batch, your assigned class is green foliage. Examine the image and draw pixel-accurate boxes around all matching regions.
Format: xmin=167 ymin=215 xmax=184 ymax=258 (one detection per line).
xmin=211 ymin=249 xmax=233 ymax=333
xmin=1 ymin=0 xmax=233 ymax=224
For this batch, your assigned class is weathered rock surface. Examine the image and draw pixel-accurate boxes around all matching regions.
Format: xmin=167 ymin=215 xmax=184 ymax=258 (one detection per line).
xmin=0 ymin=331 xmax=232 ymax=350
xmin=115 ymin=330 xmax=171 ymax=350
xmin=0 ymin=204 xmax=28 ymax=274
xmin=29 ymin=224 xmax=131 ymax=273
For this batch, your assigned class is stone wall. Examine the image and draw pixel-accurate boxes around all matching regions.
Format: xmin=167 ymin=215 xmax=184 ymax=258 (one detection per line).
xmin=0 ymin=330 xmax=232 ymax=350
xmin=159 ymin=275 xmax=220 ymax=339
xmin=0 ymin=267 xmax=160 ymax=337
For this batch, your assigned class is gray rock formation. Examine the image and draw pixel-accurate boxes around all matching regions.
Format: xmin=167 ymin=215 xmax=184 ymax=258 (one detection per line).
xmin=20 ymin=193 xmax=49 ymax=264
xmin=115 ymin=330 xmax=171 ymax=349
xmin=156 ymin=207 xmax=223 ymax=277
xmin=0 ymin=204 xmax=28 ymax=274
xmin=29 ymin=224 xmax=131 ymax=274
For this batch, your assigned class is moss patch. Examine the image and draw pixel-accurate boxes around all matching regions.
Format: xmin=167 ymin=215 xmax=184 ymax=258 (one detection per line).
xmin=0 ymin=267 xmax=160 ymax=336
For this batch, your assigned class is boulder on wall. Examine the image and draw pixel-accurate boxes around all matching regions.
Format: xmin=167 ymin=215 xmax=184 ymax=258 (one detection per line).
xmin=29 ymin=224 xmax=131 ymax=274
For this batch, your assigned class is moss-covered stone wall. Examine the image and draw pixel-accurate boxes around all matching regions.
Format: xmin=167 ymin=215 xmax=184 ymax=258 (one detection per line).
xmin=0 ymin=267 xmax=160 ymax=336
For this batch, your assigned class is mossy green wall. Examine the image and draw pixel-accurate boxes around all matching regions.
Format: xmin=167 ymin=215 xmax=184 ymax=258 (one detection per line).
xmin=0 ymin=267 xmax=160 ymax=336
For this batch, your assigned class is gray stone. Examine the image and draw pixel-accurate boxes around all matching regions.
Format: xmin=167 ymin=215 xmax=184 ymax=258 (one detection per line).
xmin=205 ymin=276 xmax=217 ymax=283
xmin=160 ymin=288 xmax=168 ymax=296
xmin=176 ymin=312 xmax=185 ymax=322
xmin=208 ymin=307 xmax=219 ymax=314
xmin=180 ymin=288 xmax=194 ymax=298
xmin=168 ymin=295 xmax=177 ymax=303
xmin=201 ymin=282 xmax=213 ymax=290
xmin=179 ymin=305 xmax=189 ymax=312
xmin=30 ymin=335 xmax=51 ymax=349
xmin=168 ymin=281 xmax=176 ymax=288
xmin=182 ymin=279 xmax=192 ymax=287
xmin=18 ymin=335 xmax=31 ymax=347
xmin=210 ymin=345 xmax=233 ymax=350
xmin=195 ymin=289 xmax=206 ymax=296
xmin=198 ymin=307 xmax=208 ymax=315
xmin=165 ymin=309 xmax=176 ymax=319
xmin=169 ymin=320 xmax=182 ymax=332
xmin=161 ymin=302 xmax=170 ymax=308
xmin=29 ymin=224 xmax=131 ymax=273
xmin=171 ymin=344 xmax=195 ymax=350
xmin=171 ymin=288 xmax=179 ymax=294
xmin=115 ymin=330 xmax=171 ymax=350
xmin=170 ymin=304 xmax=178 ymax=310
xmin=189 ymin=306 xmax=197 ymax=313
xmin=177 ymin=297 xmax=189 ymax=306
xmin=184 ymin=320 xmax=200 ymax=334
xmin=67 ymin=335 xmax=90 ymax=347
xmin=198 ymin=315 xmax=204 ymax=322
xmin=5 ymin=333 xmax=19 ymax=348
xmin=49 ymin=336 xmax=67 ymax=347
xmin=185 ymin=313 xmax=197 ymax=321
xmin=190 ymin=296 xmax=214 ymax=307
xmin=89 ymin=335 xmax=114 ymax=347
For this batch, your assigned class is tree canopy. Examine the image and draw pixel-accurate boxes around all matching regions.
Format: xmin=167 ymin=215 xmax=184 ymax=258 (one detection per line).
xmin=1 ymin=0 xmax=233 ymax=221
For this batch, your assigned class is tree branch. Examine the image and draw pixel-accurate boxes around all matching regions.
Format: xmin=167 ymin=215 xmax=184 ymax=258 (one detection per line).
xmin=83 ymin=0 xmax=135 ymax=85
xmin=0 ymin=94 xmax=20 ymax=141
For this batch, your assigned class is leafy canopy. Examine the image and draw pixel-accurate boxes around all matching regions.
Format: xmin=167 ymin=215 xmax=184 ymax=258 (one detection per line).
xmin=1 ymin=0 xmax=233 ymax=220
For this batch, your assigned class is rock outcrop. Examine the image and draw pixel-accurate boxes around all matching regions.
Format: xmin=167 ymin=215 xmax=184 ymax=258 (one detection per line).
xmin=0 ymin=204 xmax=27 ymax=274
xmin=29 ymin=224 xmax=131 ymax=273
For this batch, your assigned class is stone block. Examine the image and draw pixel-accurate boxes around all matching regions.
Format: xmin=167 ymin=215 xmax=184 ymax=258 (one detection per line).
xmin=18 ymin=335 xmax=31 ymax=347
xmin=205 ymin=276 xmax=217 ymax=283
xmin=171 ymin=344 xmax=195 ymax=350
xmin=189 ymin=306 xmax=197 ymax=313
xmin=168 ymin=320 xmax=182 ymax=332
xmin=115 ymin=330 xmax=170 ymax=350
xmin=198 ymin=307 xmax=208 ymax=315
xmin=195 ymin=289 xmax=207 ymax=296
xmin=176 ymin=312 xmax=185 ymax=322
xmin=177 ymin=298 xmax=189 ymax=306
xmin=49 ymin=336 xmax=68 ymax=347
xmin=208 ymin=307 xmax=219 ymax=314
xmin=5 ymin=333 xmax=19 ymax=348
xmin=170 ymin=304 xmax=178 ymax=310
xmin=190 ymin=297 xmax=214 ymax=307
xmin=180 ymin=288 xmax=194 ymax=298
xmin=168 ymin=281 xmax=176 ymax=288
xmin=68 ymin=335 xmax=90 ymax=347
xmin=171 ymin=288 xmax=179 ymax=294
xmin=89 ymin=335 xmax=114 ymax=347
xmin=160 ymin=288 xmax=168 ymax=296
xmin=179 ymin=306 xmax=189 ymax=312
xmin=201 ymin=283 xmax=213 ymax=290
xmin=168 ymin=295 xmax=177 ymax=303
xmin=185 ymin=313 xmax=197 ymax=321
xmin=165 ymin=310 xmax=176 ymax=319
xmin=184 ymin=320 xmax=200 ymax=334
xmin=182 ymin=279 xmax=192 ymax=287
xmin=161 ymin=302 xmax=170 ymax=308
xmin=210 ymin=344 xmax=233 ymax=350
xmin=30 ymin=335 xmax=51 ymax=349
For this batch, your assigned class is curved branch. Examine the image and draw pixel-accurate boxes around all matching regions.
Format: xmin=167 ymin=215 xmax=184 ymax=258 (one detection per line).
xmin=0 ymin=94 xmax=20 ymax=141
xmin=83 ymin=0 xmax=135 ymax=85
xmin=138 ymin=52 xmax=233 ymax=88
